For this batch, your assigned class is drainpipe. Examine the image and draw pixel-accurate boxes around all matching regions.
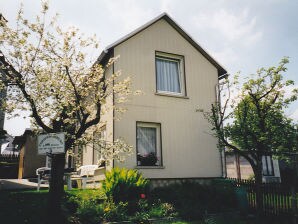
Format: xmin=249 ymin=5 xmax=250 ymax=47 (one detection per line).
xmin=216 ymin=73 xmax=229 ymax=178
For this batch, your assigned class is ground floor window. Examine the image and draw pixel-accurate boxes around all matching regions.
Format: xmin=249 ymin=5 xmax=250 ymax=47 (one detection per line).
xmin=93 ymin=126 xmax=106 ymax=167
xmin=262 ymin=155 xmax=274 ymax=176
xmin=136 ymin=122 xmax=162 ymax=166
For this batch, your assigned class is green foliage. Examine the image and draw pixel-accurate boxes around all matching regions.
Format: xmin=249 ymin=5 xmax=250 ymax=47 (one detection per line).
xmin=0 ymin=190 xmax=49 ymax=224
xmin=247 ymin=174 xmax=255 ymax=181
xmin=205 ymin=57 xmax=298 ymax=176
xmin=102 ymin=167 xmax=149 ymax=203
xmin=148 ymin=200 xmax=177 ymax=218
xmin=63 ymin=189 xmax=106 ymax=223
xmin=75 ymin=200 xmax=104 ymax=224
xmin=102 ymin=199 xmax=129 ymax=222
xmin=150 ymin=181 xmax=237 ymax=221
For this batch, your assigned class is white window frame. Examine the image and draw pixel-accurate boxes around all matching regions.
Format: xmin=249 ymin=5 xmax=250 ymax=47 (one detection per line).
xmin=136 ymin=122 xmax=162 ymax=167
xmin=155 ymin=52 xmax=185 ymax=96
xmin=93 ymin=126 xmax=106 ymax=166
xmin=262 ymin=155 xmax=274 ymax=176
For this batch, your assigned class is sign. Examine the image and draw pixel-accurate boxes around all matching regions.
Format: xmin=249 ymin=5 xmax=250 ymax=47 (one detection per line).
xmin=37 ymin=133 xmax=65 ymax=155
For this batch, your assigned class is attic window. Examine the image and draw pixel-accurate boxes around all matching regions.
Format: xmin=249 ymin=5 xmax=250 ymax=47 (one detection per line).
xmin=155 ymin=52 xmax=185 ymax=96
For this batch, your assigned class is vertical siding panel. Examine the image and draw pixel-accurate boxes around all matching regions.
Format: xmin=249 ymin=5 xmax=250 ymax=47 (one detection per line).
xmin=113 ymin=19 xmax=222 ymax=179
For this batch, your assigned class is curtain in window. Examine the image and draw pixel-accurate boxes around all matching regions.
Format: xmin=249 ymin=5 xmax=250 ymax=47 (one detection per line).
xmin=262 ymin=156 xmax=274 ymax=176
xmin=137 ymin=127 xmax=156 ymax=155
xmin=156 ymin=58 xmax=181 ymax=93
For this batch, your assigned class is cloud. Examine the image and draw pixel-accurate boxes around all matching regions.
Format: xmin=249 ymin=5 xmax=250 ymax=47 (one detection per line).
xmin=101 ymin=0 xmax=155 ymax=34
xmin=289 ymin=108 xmax=298 ymax=121
xmin=192 ymin=7 xmax=263 ymax=68
xmin=210 ymin=48 xmax=238 ymax=66
xmin=160 ymin=0 xmax=172 ymax=12
xmin=193 ymin=8 xmax=262 ymax=46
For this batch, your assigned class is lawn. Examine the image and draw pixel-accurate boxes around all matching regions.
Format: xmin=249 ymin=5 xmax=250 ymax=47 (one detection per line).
xmin=0 ymin=189 xmax=103 ymax=224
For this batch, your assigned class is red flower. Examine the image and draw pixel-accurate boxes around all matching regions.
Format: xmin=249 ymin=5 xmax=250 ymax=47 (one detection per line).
xmin=140 ymin=193 xmax=146 ymax=199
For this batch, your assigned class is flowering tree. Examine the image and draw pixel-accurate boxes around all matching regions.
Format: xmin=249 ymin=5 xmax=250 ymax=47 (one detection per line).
xmin=204 ymin=58 xmax=298 ymax=213
xmin=0 ymin=2 xmax=135 ymax=220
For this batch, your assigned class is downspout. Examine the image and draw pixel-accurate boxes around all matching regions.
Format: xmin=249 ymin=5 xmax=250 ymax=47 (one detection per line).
xmin=112 ymin=49 xmax=115 ymax=169
xmin=216 ymin=72 xmax=229 ymax=178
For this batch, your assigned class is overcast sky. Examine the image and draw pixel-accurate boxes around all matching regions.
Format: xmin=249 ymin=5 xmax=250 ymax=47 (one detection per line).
xmin=1 ymin=0 xmax=298 ymax=136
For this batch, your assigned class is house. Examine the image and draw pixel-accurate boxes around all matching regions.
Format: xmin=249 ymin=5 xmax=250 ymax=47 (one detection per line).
xmin=14 ymin=129 xmax=47 ymax=179
xmin=81 ymin=13 xmax=228 ymax=186
xmin=226 ymin=152 xmax=281 ymax=183
xmin=0 ymin=134 xmax=17 ymax=155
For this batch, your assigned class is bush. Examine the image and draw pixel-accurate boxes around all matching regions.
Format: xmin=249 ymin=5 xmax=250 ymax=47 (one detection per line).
xmin=63 ymin=189 xmax=106 ymax=224
xmin=75 ymin=200 xmax=104 ymax=224
xmin=150 ymin=180 xmax=237 ymax=220
xmin=103 ymin=199 xmax=128 ymax=222
xmin=148 ymin=200 xmax=177 ymax=219
xmin=102 ymin=167 xmax=149 ymax=203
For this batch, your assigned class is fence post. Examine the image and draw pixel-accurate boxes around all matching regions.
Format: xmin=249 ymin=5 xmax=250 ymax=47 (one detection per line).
xmin=291 ymin=186 xmax=297 ymax=224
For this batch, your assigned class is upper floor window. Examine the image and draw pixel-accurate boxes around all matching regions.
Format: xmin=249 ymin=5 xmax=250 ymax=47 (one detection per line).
xmin=155 ymin=52 xmax=185 ymax=96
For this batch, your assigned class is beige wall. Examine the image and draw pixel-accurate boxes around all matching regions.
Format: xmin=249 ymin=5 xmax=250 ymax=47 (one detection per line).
xmin=81 ymin=65 xmax=114 ymax=171
xmin=113 ymin=19 xmax=222 ymax=178
xmin=20 ymin=135 xmax=46 ymax=178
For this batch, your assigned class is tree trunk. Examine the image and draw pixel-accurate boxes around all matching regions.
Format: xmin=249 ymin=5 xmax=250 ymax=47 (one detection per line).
xmin=47 ymin=153 xmax=66 ymax=223
xmin=254 ymin=158 xmax=264 ymax=221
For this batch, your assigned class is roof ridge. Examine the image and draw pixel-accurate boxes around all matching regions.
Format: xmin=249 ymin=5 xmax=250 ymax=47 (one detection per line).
xmin=97 ymin=13 xmax=227 ymax=76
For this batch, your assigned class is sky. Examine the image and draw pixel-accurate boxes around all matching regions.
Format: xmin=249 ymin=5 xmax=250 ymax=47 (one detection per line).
xmin=1 ymin=0 xmax=298 ymax=136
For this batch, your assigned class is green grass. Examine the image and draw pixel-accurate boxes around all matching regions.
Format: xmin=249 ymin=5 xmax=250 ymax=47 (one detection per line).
xmin=0 ymin=189 xmax=49 ymax=224
xmin=0 ymin=189 xmax=105 ymax=224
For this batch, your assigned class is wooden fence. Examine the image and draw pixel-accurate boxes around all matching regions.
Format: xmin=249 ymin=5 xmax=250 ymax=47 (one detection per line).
xmin=227 ymin=177 xmax=296 ymax=217
xmin=0 ymin=154 xmax=19 ymax=179
xmin=0 ymin=154 xmax=19 ymax=163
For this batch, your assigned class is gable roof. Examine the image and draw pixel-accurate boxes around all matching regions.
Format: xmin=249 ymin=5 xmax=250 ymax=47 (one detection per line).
xmin=97 ymin=13 xmax=227 ymax=77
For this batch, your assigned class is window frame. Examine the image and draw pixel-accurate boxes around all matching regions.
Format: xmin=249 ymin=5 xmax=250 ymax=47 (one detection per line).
xmin=93 ymin=125 xmax=106 ymax=166
xmin=136 ymin=121 xmax=162 ymax=167
xmin=262 ymin=155 xmax=275 ymax=176
xmin=155 ymin=51 xmax=186 ymax=97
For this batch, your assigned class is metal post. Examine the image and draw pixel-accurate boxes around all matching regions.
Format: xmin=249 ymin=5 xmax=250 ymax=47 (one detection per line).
xmin=292 ymin=154 xmax=297 ymax=224
xmin=37 ymin=174 xmax=41 ymax=191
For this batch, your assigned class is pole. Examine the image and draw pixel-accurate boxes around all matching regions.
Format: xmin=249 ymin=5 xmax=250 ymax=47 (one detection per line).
xmin=292 ymin=154 xmax=297 ymax=224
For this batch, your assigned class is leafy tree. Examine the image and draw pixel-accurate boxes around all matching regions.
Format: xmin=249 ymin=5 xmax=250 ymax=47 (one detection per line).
xmin=204 ymin=57 xmax=298 ymax=212
xmin=0 ymin=2 xmax=135 ymax=222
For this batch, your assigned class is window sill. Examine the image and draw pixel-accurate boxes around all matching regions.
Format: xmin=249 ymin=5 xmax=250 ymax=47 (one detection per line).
xmin=135 ymin=166 xmax=165 ymax=169
xmin=155 ymin=92 xmax=189 ymax=99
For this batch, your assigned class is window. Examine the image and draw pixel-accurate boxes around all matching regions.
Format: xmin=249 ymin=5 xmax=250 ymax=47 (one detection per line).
xmin=155 ymin=52 xmax=185 ymax=95
xmin=136 ymin=122 xmax=162 ymax=166
xmin=93 ymin=126 xmax=106 ymax=166
xmin=262 ymin=156 xmax=274 ymax=176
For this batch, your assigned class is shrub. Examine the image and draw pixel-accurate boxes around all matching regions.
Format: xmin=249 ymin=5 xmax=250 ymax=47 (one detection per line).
xmin=148 ymin=200 xmax=177 ymax=219
xmin=150 ymin=180 xmax=237 ymax=220
xmin=102 ymin=167 xmax=149 ymax=203
xmin=75 ymin=200 xmax=104 ymax=224
xmin=103 ymin=199 xmax=128 ymax=222
xmin=63 ymin=190 xmax=106 ymax=224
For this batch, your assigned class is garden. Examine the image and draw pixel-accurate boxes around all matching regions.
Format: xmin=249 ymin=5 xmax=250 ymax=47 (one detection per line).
xmin=0 ymin=168 xmax=289 ymax=224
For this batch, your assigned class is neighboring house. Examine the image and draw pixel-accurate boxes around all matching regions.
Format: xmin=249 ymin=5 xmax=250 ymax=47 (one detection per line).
xmin=0 ymin=134 xmax=17 ymax=155
xmin=226 ymin=152 xmax=281 ymax=183
xmin=14 ymin=129 xmax=47 ymax=179
xmin=81 ymin=13 xmax=228 ymax=186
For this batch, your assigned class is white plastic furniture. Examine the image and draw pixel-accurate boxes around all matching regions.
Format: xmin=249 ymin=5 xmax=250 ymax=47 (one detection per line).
xmin=36 ymin=167 xmax=51 ymax=191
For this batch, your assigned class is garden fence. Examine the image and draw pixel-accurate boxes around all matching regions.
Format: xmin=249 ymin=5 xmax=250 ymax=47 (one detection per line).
xmin=0 ymin=154 xmax=19 ymax=178
xmin=226 ymin=177 xmax=296 ymax=218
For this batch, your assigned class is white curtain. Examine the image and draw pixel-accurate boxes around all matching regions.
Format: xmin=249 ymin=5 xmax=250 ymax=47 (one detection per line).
xmin=137 ymin=127 xmax=156 ymax=155
xmin=156 ymin=58 xmax=181 ymax=93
